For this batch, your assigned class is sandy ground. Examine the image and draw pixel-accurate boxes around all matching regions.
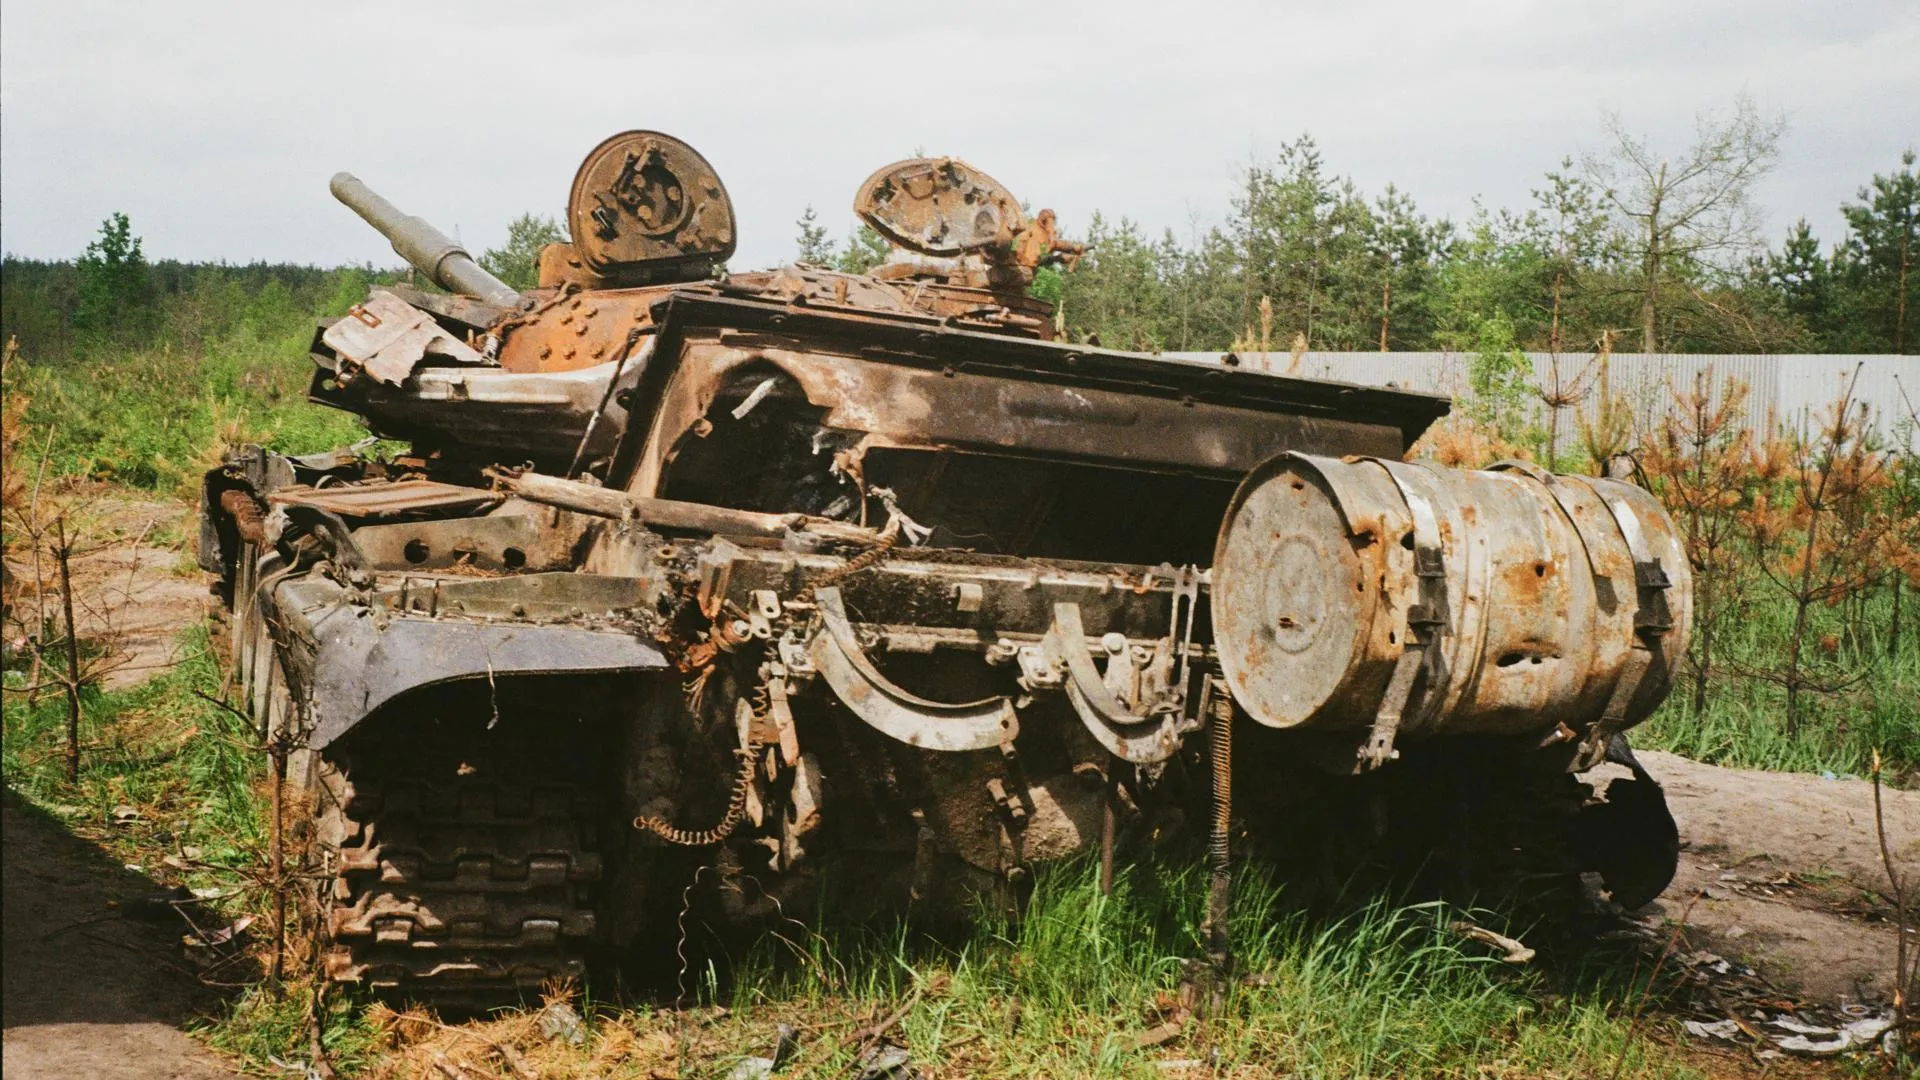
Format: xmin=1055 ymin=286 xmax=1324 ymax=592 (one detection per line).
xmin=1635 ymin=749 xmax=1918 ymax=1006
xmin=4 ymin=492 xmax=208 ymax=691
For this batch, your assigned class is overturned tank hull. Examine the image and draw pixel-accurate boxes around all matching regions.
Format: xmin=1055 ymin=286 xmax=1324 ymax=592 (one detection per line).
xmin=201 ymin=135 xmax=1689 ymax=998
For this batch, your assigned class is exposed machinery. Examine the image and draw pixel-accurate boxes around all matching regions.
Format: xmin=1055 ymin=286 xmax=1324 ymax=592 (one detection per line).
xmin=200 ymin=132 xmax=1689 ymax=998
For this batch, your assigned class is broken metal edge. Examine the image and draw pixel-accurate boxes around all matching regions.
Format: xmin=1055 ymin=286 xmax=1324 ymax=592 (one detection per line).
xmin=307 ymin=614 xmax=670 ymax=748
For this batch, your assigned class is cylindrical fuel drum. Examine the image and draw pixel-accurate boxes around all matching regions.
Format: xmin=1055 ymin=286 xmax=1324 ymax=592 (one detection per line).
xmin=1211 ymin=453 xmax=1692 ymax=740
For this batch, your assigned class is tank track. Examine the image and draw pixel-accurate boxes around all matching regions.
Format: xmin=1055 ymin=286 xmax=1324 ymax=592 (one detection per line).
xmin=317 ymin=730 xmax=602 ymax=998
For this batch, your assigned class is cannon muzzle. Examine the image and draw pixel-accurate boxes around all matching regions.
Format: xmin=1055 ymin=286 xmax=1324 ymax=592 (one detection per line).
xmin=330 ymin=172 xmax=521 ymax=308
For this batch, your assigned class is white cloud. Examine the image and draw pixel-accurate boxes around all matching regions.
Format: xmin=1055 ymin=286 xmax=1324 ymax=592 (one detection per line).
xmin=3 ymin=0 xmax=1914 ymax=270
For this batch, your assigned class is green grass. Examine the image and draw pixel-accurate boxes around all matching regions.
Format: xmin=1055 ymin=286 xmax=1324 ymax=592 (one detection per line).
xmin=2 ymin=625 xmax=265 ymax=881
xmin=1636 ymin=588 xmax=1920 ymax=781
xmin=698 ymin=860 xmax=1702 ymax=1079
xmin=8 ymin=325 xmax=369 ymax=497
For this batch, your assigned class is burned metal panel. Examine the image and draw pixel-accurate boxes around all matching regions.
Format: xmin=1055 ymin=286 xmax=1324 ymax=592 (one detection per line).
xmin=624 ymin=291 xmax=1452 ymax=455
xmin=348 ymin=512 xmax=574 ymax=573
xmin=269 ymin=480 xmax=500 ymax=520
xmin=309 ymin=351 xmax=647 ymax=466
xmin=304 ymin=614 xmax=669 ymax=747
xmin=321 ymin=290 xmax=490 ymax=387
xmin=622 ymin=336 xmax=1411 ymax=503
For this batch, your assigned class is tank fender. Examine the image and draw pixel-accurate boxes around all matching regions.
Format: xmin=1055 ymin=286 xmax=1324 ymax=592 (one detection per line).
xmin=306 ymin=615 xmax=669 ymax=748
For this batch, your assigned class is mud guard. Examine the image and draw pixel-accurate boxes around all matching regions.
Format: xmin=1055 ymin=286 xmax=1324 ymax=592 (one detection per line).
xmin=1578 ymin=734 xmax=1681 ymax=910
xmin=307 ymin=615 xmax=669 ymax=748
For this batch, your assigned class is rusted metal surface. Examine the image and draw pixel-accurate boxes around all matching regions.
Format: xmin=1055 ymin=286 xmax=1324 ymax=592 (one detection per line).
xmin=567 ymin=130 xmax=735 ymax=285
xmin=218 ymin=488 xmax=266 ymax=544
xmin=855 ymin=157 xmax=1024 ymax=257
xmin=322 ymin=290 xmax=488 ymax=386
xmin=1212 ymin=453 xmax=1691 ymax=753
xmin=487 ymin=466 xmax=880 ymax=544
xmin=202 ymin=128 xmax=1697 ymax=1000
xmin=268 ymin=479 xmax=500 ymax=519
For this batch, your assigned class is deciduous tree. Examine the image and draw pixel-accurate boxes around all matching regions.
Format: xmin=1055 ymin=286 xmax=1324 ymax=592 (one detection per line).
xmin=1583 ymin=95 xmax=1786 ymax=351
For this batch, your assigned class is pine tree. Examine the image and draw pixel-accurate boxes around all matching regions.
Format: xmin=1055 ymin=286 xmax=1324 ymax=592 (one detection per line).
xmin=794 ymin=205 xmax=833 ymax=265
xmin=479 ymin=213 xmax=565 ymax=291
xmin=1839 ymin=149 xmax=1919 ymax=353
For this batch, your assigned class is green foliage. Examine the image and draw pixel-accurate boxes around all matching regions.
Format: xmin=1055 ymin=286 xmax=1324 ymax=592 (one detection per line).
xmin=1837 ymin=148 xmax=1919 ymax=353
xmin=74 ymin=212 xmax=154 ymax=337
xmin=1 ymin=259 xmax=387 ymax=493
xmin=478 ymin=212 xmax=566 ymax=291
xmin=835 ymin=223 xmax=892 ymax=275
xmin=794 ymin=204 xmax=834 ymax=265
xmin=2 ymin=626 xmax=264 ymax=893
xmin=1636 ymin=586 xmax=1919 ymax=778
xmin=1463 ymin=313 xmax=1544 ymax=454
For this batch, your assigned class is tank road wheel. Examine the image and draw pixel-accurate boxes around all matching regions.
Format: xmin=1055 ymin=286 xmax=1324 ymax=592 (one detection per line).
xmin=310 ymin=695 xmax=606 ymax=1003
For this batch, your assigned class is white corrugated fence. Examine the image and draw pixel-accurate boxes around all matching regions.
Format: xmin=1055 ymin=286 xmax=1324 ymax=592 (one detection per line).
xmin=1162 ymin=352 xmax=1918 ymax=454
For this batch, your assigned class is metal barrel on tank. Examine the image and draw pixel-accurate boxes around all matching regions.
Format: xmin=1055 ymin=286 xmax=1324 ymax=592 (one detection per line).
xmin=1212 ymin=452 xmax=1691 ymax=756
xmin=329 ymin=172 xmax=521 ymax=308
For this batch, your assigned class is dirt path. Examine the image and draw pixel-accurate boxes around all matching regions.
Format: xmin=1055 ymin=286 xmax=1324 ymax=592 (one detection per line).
xmin=2 ymin=791 xmax=237 ymax=1079
xmin=1636 ymin=749 xmax=1918 ymax=1005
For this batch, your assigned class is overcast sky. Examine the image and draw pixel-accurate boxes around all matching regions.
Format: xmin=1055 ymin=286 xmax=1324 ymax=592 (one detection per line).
xmin=3 ymin=0 xmax=1914 ymax=273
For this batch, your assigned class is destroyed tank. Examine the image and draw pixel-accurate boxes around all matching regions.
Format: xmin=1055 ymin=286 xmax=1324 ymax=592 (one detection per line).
xmin=200 ymin=132 xmax=1690 ymax=999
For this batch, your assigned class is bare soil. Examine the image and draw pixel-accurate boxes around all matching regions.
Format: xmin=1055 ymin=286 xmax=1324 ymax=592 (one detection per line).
xmin=1635 ymin=749 xmax=1918 ymax=1006
xmin=2 ymin=791 xmax=236 ymax=1079
xmin=3 ymin=491 xmax=207 ymax=691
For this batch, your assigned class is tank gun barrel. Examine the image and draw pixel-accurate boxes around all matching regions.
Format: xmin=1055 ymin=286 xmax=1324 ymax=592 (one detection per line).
xmin=329 ymin=172 xmax=521 ymax=308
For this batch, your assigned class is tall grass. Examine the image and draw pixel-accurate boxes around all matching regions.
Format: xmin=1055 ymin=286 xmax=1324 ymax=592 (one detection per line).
xmin=711 ymin=859 xmax=1701 ymax=1079
xmin=1636 ymin=586 xmax=1920 ymax=780
xmin=1 ymin=625 xmax=263 ymax=872
xmin=2 ymin=261 xmax=383 ymax=495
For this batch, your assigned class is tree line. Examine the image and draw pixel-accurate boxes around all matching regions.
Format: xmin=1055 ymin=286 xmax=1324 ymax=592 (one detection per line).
xmin=799 ymin=96 xmax=1916 ymax=357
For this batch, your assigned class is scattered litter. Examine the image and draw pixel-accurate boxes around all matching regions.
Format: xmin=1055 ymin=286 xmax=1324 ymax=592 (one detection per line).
xmin=1684 ymin=1019 xmax=1740 ymax=1040
xmin=1451 ymin=921 xmax=1536 ymax=964
xmin=725 ymin=1023 xmax=798 ymax=1080
xmin=110 ymin=804 xmax=142 ymax=824
xmin=185 ymin=915 xmax=255 ymax=949
xmin=1683 ymin=1008 xmax=1896 ymax=1057
xmin=850 ymin=1042 xmax=918 ymax=1080
xmin=537 ymin=1000 xmax=586 ymax=1047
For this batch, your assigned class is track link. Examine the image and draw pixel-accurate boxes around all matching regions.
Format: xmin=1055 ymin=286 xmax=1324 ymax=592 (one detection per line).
xmin=318 ymin=731 xmax=603 ymax=998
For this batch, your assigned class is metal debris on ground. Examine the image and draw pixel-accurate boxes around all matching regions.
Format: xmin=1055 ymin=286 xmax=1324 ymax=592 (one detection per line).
xmin=850 ymin=1042 xmax=919 ymax=1080
xmin=1673 ymin=949 xmax=1899 ymax=1059
xmin=536 ymin=1000 xmax=587 ymax=1046
xmin=1683 ymin=1009 xmax=1897 ymax=1057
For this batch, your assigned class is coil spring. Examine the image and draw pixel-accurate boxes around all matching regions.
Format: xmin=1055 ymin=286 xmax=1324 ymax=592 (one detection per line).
xmin=633 ymin=744 xmax=760 ymax=846
xmin=792 ymin=526 xmax=900 ymax=607
xmin=1208 ymin=681 xmax=1233 ymax=876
